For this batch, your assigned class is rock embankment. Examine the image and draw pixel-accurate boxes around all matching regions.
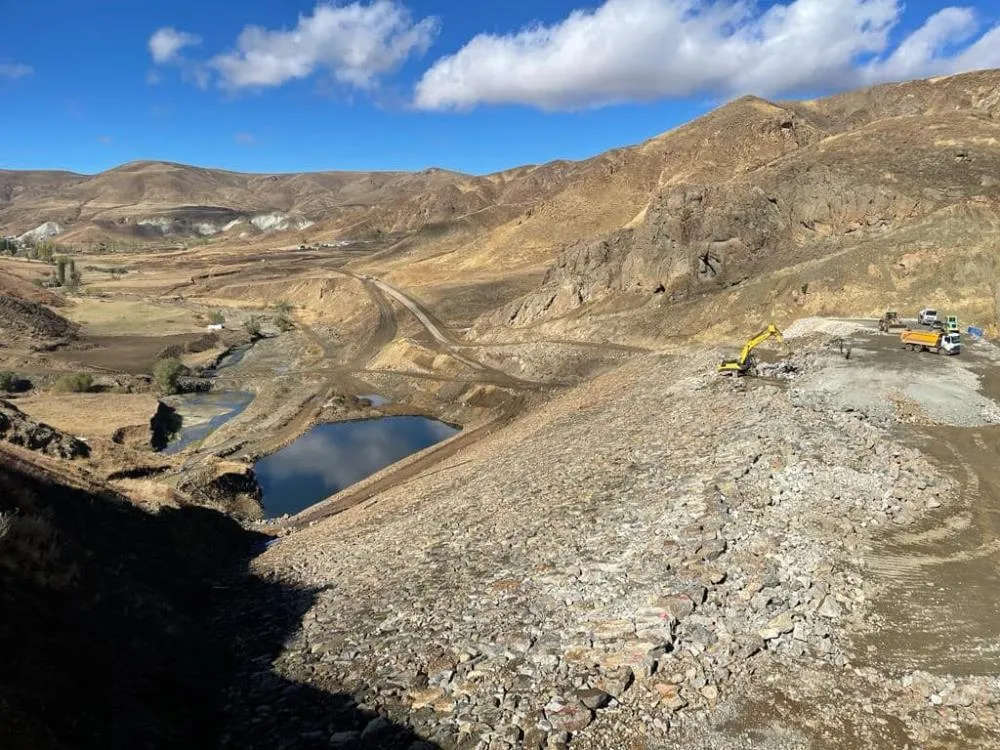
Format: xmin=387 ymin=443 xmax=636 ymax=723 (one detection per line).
xmin=0 ymin=400 xmax=89 ymax=458
xmin=246 ymin=341 xmax=1000 ymax=748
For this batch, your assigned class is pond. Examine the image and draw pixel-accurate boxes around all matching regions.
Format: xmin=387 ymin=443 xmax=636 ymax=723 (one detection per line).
xmin=161 ymin=391 xmax=254 ymax=455
xmin=255 ymin=416 xmax=460 ymax=518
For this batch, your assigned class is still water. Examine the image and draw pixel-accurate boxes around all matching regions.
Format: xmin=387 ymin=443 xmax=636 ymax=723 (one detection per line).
xmin=255 ymin=416 xmax=459 ymax=518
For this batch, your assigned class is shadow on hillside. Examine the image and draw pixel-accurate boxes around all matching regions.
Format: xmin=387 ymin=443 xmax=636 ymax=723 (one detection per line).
xmin=0 ymin=460 xmax=438 ymax=750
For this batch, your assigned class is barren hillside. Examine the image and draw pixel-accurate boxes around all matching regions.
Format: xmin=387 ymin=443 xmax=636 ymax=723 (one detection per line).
xmin=3 ymin=70 xmax=1000 ymax=339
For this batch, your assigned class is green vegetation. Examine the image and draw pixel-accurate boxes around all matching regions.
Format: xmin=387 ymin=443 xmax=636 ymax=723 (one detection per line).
xmin=0 ymin=371 xmax=16 ymax=392
xmin=84 ymin=265 xmax=128 ymax=279
xmin=153 ymin=358 xmax=184 ymax=395
xmin=243 ymin=316 xmax=262 ymax=339
xmin=273 ymin=299 xmax=294 ymax=314
xmin=0 ymin=238 xmax=16 ymax=255
xmin=52 ymin=373 xmax=94 ymax=393
xmin=208 ymin=310 xmax=226 ymax=325
xmin=52 ymin=258 xmax=82 ymax=291
xmin=275 ymin=313 xmax=294 ymax=332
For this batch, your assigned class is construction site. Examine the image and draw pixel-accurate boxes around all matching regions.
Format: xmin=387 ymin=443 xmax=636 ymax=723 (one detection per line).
xmin=3 ymin=67 xmax=1000 ymax=749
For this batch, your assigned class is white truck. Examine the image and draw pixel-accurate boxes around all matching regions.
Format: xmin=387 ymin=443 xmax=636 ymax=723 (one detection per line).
xmin=918 ymin=308 xmax=939 ymax=326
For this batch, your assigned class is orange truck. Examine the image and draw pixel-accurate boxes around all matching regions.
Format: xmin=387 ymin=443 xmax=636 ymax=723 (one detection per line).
xmin=900 ymin=329 xmax=961 ymax=355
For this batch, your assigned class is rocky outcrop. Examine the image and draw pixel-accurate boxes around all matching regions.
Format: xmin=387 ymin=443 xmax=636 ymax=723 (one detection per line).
xmin=178 ymin=460 xmax=263 ymax=521
xmin=0 ymin=400 xmax=89 ymax=458
xmin=482 ymin=101 xmax=1000 ymax=331
xmin=146 ymin=401 xmax=181 ymax=451
xmin=0 ymin=295 xmax=78 ymax=347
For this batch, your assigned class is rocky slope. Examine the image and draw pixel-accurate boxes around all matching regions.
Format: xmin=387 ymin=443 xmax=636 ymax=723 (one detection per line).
xmin=0 ymin=401 xmax=89 ymax=459
xmin=477 ymin=70 xmax=1000 ymax=339
xmin=7 ymin=71 xmax=1000 ymax=344
xmin=244 ymin=328 xmax=1000 ymax=749
xmin=0 ymin=270 xmax=78 ymax=348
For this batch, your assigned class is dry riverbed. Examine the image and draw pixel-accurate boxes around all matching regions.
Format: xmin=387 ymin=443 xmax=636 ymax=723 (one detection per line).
xmin=229 ymin=327 xmax=1000 ymax=749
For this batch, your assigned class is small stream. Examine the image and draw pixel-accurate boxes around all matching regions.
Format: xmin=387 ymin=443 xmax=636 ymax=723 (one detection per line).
xmin=159 ymin=343 xmax=257 ymax=454
xmin=255 ymin=416 xmax=459 ymax=518
xmin=161 ymin=391 xmax=255 ymax=455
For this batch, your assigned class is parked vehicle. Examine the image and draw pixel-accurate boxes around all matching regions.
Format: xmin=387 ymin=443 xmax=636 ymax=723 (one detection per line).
xmin=917 ymin=308 xmax=939 ymax=326
xmin=900 ymin=329 xmax=961 ymax=355
xmin=945 ymin=315 xmax=959 ymax=333
xmin=877 ymin=311 xmax=904 ymax=332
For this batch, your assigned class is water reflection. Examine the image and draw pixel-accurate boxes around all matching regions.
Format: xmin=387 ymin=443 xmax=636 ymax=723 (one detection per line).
xmin=255 ymin=416 xmax=459 ymax=518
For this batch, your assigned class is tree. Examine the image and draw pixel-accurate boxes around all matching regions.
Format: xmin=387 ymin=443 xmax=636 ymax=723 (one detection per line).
xmin=67 ymin=261 xmax=82 ymax=291
xmin=153 ymin=358 xmax=184 ymax=395
xmin=55 ymin=258 xmax=67 ymax=286
xmin=0 ymin=371 xmax=15 ymax=392
xmin=36 ymin=241 xmax=55 ymax=264
xmin=243 ymin=316 xmax=262 ymax=339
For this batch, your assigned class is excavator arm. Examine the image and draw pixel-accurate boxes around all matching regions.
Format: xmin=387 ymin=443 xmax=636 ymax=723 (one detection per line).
xmin=718 ymin=324 xmax=787 ymax=375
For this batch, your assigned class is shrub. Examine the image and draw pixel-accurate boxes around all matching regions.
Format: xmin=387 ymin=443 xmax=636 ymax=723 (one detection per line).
xmin=243 ymin=316 xmax=262 ymax=338
xmin=274 ymin=300 xmax=294 ymax=314
xmin=208 ymin=310 xmax=225 ymax=325
xmin=52 ymin=373 xmax=93 ymax=393
xmin=153 ymin=358 xmax=184 ymax=395
xmin=274 ymin=313 xmax=294 ymax=332
xmin=0 ymin=371 xmax=15 ymax=392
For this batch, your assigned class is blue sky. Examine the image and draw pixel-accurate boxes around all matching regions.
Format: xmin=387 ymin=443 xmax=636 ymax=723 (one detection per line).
xmin=1 ymin=0 xmax=997 ymax=176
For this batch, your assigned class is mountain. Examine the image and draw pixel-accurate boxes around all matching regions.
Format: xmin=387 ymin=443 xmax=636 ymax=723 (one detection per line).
xmin=3 ymin=69 xmax=1000 ymax=337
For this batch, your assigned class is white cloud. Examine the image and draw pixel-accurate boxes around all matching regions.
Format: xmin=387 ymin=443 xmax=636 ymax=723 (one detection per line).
xmin=209 ymin=0 xmax=438 ymax=90
xmin=0 ymin=63 xmax=33 ymax=79
xmin=149 ymin=27 xmax=202 ymax=65
xmin=234 ymin=131 xmax=256 ymax=144
xmin=414 ymin=0 xmax=1000 ymax=111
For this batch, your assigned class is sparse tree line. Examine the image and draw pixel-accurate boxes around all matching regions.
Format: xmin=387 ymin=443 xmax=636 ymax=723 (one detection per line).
xmin=84 ymin=265 xmax=128 ymax=279
xmin=209 ymin=300 xmax=295 ymax=340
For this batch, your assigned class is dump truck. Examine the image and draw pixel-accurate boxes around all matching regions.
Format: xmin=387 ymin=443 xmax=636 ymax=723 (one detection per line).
xmin=900 ymin=329 xmax=961 ymax=355
xmin=877 ymin=311 xmax=904 ymax=332
xmin=718 ymin=324 xmax=789 ymax=376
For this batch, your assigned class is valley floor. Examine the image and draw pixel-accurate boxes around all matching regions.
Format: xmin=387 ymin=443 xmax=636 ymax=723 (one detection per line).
xmin=228 ymin=324 xmax=1000 ymax=749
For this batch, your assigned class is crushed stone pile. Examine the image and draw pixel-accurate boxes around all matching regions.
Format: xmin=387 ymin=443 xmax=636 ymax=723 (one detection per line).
xmin=223 ymin=342 xmax=1000 ymax=749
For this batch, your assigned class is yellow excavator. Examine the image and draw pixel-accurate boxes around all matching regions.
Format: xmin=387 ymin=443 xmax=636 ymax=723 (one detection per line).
xmin=717 ymin=324 xmax=788 ymax=376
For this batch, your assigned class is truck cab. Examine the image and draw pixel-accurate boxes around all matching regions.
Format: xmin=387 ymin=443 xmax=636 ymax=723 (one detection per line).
xmin=918 ymin=308 xmax=939 ymax=326
xmin=946 ymin=315 xmax=959 ymax=333
xmin=942 ymin=333 xmax=962 ymax=354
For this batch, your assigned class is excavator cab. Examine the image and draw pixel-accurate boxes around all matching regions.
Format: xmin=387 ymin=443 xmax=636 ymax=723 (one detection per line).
xmin=718 ymin=324 xmax=788 ymax=376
